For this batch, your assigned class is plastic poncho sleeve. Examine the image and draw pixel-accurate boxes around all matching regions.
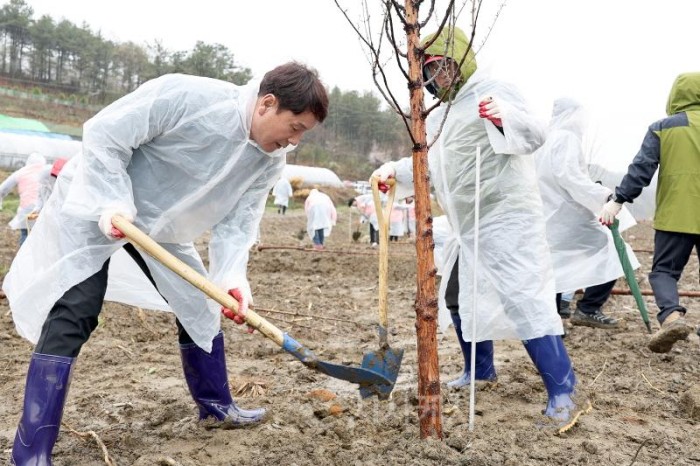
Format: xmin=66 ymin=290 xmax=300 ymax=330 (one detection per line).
xmin=484 ymin=91 xmax=546 ymax=155
xmin=390 ymin=157 xmax=416 ymax=200
xmin=32 ymin=165 xmax=53 ymax=213
xmin=63 ymin=77 xmax=185 ymax=221
xmin=208 ymin=165 xmax=282 ymax=298
xmin=550 ymin=132 xmax=611 ymax=214
xmin=0 ymin=171 xmax=19 ymax=208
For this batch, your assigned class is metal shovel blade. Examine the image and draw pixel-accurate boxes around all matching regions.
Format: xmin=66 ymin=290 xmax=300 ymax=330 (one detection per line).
xmin=359 ymin=326 xmax=404 ymax=400
xmin=359 ymin=347 xmax=404 ymax=400
xmin=281 ymin=333 xmax=392 ymax=387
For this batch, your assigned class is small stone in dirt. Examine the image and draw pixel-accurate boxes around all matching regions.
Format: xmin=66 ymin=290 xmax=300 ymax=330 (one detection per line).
xmin=446 ymin=436 xmax=468 ymax=452
xmin=307 ymin=388 xmax=337 ymax=401
xmin=313 ymin=404 xmax=345 ymax=419
xmin=581 ymin=440 xmax=598 ymax=454
xmin=679 ymin=385 xmax=700 ymax=420
xmin=328 ymin=404 xmax=345 ymax=416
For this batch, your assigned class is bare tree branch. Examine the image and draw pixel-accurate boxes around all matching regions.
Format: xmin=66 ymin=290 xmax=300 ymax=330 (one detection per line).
xmin=334 ymin=0 xmax=411 ymax=121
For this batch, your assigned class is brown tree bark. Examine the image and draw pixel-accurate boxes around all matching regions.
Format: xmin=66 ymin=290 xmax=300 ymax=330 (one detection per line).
xmin=404 ymin=0 xmax=442 ymax=440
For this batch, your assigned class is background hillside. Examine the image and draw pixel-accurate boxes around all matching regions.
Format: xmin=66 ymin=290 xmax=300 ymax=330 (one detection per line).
xmin=0 ymin=0 xmax=411 ymax=181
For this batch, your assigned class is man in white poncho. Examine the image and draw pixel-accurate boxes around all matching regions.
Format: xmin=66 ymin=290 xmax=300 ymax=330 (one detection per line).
xmin=4 ymin=62 xmax=329 ymax=464
xmin=272 ymin=176 xmax=293 ymax=214
xmin=372 ymin=27 xmax=588 ymax=429
xmin=534 ymin=98 xmax=640 ymax=331
xmin=304 ymin=188 xmax=336 ymax=250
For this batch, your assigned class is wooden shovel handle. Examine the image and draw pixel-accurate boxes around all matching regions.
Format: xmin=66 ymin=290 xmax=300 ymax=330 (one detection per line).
xmin=111 ymin=215 xmax=285 ymax=346
xmin=370 ymin=177 xmax=396 ymax=330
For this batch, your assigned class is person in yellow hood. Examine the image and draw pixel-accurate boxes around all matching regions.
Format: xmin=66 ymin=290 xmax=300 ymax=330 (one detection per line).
xmin=372 ymin=26 xmax=589 ymax=430
xmin=600 ymin=72 xmax=700 ymax=353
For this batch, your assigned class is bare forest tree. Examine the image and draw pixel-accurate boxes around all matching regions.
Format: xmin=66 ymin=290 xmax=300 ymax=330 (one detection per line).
xmin=334 ymin=0 xmax=504 ymax=439
xmin=0 ymin=0 xmax=253 ymax=103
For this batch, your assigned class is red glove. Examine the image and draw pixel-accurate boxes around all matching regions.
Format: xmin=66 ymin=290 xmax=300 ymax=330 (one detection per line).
xmin=371 ymin=164 xmax=395 ymax=193
xmin=110 ymin=226 xmax=126 ymax=239
xmin=98 ymin=207 xmax=132 ymax=240
xmin=478 ymin=96 xmax=503 ymax=127
xmin=221 ymin=288 xmax=254 ymax=334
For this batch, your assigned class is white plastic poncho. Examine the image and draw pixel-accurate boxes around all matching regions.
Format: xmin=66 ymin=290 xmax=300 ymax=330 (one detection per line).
xmin=393 ymin=69 xmax=563 ymax=342
xmin=0 ymin=152 xmax=47 ymax=230
xmin=33 ymin=164 xmax=56 ymax=213
xmin=304 ymin=189 xmax=337 ymax=240
xmin=272 ymin=177 xmax=293 ymax=208
xmin=355 ymin=193 xmax=378 ymax=229
xmin=405 ymin=200 xmax=416 ymax=235
xmin=2 ymin=74 xmax=292 ymax=352
xmin=432 ymin=215 xmax=453 ymax=276
xmin=534 ymin=98 xmax=639 ymax=292
xmin=389 ymin=202 xmax=407 ymax=237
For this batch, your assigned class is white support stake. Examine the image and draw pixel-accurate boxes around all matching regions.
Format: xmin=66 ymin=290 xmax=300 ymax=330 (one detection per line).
xmin=468 ymin=145 xmax=481 ymax=432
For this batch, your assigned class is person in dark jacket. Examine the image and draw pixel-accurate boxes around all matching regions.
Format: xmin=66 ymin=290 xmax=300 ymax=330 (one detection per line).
xmin=599 ymin=71 xmax=699 ymax=353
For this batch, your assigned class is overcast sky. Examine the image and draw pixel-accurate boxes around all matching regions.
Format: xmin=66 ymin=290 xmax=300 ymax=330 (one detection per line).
xmin=21 ymin=0 xmax=700 ymax=172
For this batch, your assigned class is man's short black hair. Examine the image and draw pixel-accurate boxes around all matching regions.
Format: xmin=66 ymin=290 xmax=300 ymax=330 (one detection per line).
xmin=259 ymin=62 xmax=329 ymax=123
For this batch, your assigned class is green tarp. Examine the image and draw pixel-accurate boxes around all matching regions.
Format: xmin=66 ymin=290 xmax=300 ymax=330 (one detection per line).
xmin=0 ymin=114 xmax=50 ymax=132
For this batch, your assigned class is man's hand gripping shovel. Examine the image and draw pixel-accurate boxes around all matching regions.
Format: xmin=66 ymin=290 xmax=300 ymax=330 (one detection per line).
xmin=111 ymin=215 xmax=393 ymax=392
xmin=358 ymin=178 xmax=404 ymax=400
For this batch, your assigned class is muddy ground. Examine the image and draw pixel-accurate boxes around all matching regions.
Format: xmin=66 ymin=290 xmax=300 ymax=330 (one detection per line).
xmin=0 ymin=201 xmax=698 ymax=466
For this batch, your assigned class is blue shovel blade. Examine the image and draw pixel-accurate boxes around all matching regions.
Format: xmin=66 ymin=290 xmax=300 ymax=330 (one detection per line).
xmin=359 ymin=346 xmax=404 ymax=400
xmin=282 ymin=333 xmax=391 ymax=388
xmin=316 ymin=359 xmax=392 ymax=386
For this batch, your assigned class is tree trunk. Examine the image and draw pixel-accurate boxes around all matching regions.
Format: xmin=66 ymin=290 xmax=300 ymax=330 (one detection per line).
xmin=405 ymin=0 xmax=442 ymax=440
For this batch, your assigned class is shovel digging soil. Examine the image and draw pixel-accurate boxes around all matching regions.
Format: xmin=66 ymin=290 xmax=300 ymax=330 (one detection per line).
xmin=359 ymin=178 xmax=404 ymax=400
xmin=112 ymin=215 xmax=392 ymax=392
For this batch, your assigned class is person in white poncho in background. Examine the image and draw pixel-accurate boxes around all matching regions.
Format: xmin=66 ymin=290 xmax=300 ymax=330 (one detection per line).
xmin=3 ymin=62 xmax=329 ymax=465
xmin=272 ymin=176 xmax=293 ymax=215
xmin=304 ymin=188 xmax=337 ymax=250
xmin=534 ymin=98 xmax=640 ymax=331
xmin=389 ymin=200 xmax=408 ymax=241
xmin=372 ymin=26 xmax=589 ymax=429
xmin=0 ymin=152 xmax=47 ymax=247
xmin=359 ymin=192 xmax=381 ymax=246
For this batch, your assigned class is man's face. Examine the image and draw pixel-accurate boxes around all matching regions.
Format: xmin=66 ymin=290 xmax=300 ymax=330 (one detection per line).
xmin=425 ymin=59 xmax=460 ymax=92
xmin=251 ymin=94 xmax=319 ymax=153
